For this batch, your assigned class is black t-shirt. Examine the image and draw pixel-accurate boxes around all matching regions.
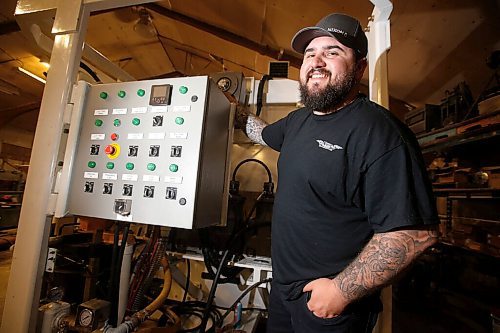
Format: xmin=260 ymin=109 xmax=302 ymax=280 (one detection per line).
xmin=262 ymin=95 xmax=439 ymax=298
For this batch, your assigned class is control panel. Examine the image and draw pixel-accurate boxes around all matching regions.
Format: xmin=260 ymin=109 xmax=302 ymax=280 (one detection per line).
xmin=63 ymin=76 xmax=233 ymax=229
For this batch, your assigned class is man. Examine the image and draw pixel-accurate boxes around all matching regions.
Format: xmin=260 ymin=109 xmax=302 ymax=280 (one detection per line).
xmin=236 ymin=13 xmax=439 ymax=333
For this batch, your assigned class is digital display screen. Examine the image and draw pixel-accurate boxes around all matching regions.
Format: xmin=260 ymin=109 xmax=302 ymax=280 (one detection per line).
xmin=149 ymin=84 xmax=172 ymax=106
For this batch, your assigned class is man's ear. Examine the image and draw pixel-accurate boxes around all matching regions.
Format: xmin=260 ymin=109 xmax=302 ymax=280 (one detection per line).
xmin=355 ymin=58 xmax=367 ymax=81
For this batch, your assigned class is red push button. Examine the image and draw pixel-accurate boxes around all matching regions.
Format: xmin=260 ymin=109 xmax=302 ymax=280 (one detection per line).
xmin=105 ymin=145 xmax=116 ymax=155
xmin=110 ymin=133 xmax=119 ymax=141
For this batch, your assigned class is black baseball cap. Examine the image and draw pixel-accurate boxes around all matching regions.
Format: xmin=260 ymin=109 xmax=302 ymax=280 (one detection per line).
xmin=291 ymin=13 xmax=368 ymax=58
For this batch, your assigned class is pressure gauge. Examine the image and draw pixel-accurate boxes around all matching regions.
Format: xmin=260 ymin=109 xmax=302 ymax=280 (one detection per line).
xmin=78 ymin=308 xmax=94 ymax=327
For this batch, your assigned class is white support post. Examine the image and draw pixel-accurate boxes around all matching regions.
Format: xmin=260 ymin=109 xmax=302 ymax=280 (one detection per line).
xmin=366 ymin=1 xmax=393 ymax=333
xmin=1 ymin=1 xmax=90 ymax=331
xmin=368 ymin=0 xmax=393 ymax=108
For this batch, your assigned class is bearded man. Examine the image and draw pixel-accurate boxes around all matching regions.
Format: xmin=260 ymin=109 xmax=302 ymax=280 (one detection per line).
xmin=236 ymin=13 xmax=439 ymax=333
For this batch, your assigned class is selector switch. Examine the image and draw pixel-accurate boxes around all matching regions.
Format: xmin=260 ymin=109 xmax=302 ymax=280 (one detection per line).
xmin=166 ymin=187 xmax=177 ymax=200
xmin=128 ymin=145 xmax=138 ymax=157
xmin=122 ymin=184 xmax=133 ymax=196
xmin=170 ymin=146 xmax=182 ymax=157
xmin=152 ymin=115 xmax=163 ymax=127
xmin=103 ymin=183 xmax=113 ymax=195
xmin=90 ymin=144 xmax=100 ymax=155
xmin=144 ymin=186 xmax=155 ymax=198
xmin=149 ymin=145 xmax=160 ymax=157
xmin=84 ymin=182 xmax=94 ymax=193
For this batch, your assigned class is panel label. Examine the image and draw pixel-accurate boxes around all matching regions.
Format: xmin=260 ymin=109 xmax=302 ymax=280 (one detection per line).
xmin=91 ymin=134 xmax=105 ymax=140
xmin=150 ymin=106 xmax=168 ymax=113
xmin=122 ymin=174 xmax=138 ymax=181
xmin=143 ymin=175 xmax=160 ymax=182
xmin=94 ymin=109 xmax=108 ymax=116
xmin=131 ymin=107 xmax=147 ymax=114
xmin=84 ymin=172 xmax=98 ymax=179
xmin=112 ymin=108 xmax=127 ymax=115
xmin=148 ymin=132 xmax=165 ymax=140
xmin=128 ymin=133 xmax=144 ymax=140
xmin=172 ymin=105 xmax=191 ymax=112
xmin=169 ymin=132 xmax=188 ymax=139
xmin=165 ymin=176 xmax=183 ymax=184
xmin=102 ymin=173 xmax=118 ymax=180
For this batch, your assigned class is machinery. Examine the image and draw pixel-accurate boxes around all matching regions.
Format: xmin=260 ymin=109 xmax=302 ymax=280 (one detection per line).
xmin=2 ymin=1 xmax=392 ymax=332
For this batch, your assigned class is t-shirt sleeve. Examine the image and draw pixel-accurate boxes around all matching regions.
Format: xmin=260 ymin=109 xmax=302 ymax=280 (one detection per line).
xmin=262 ymin=117 xmax=287 ymax=151
xmin=363 ymin=143 xmax=439 ymax=232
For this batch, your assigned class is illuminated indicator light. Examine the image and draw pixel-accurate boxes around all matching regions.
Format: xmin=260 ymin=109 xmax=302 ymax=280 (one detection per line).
xmin=137 ymin=89 xmax=145 ymax=97
xmin=147 ymin=163 xmax=156 ymax=171
xmin=95 ymin=119 xmax=103 ymax=127
xmin=169 ymin=164 xmax=178 ymax=172
xmin=110 ymin=133 xmax=119 ymax=141
xmin=175 ymin=117 xmax=184 ymax=125
xmin=106 ymin=162 xmax=115 ymax=169
xmin=132 ymin=118 xmax=140 ymax=126
xmin=113 ymin=119 xmax=121 ymax=127
xmin=126 ymin=162 xmax=135 ymax=170
xmin=99 ymin=92 xmax=108 ymax=99
xmin=118 ymin=90 xmax=126 ymax=98
xmin=179 ymin=86 xmax=188 ymax=94
xmin=88 ymin=161 xmax=96 ymax=168
xmin=105 ymin=145 xmax=116 ymax=155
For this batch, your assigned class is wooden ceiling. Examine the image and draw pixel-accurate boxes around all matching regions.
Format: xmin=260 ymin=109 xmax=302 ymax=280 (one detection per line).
xmin=0 ymin=0 xmax=499 ymax=133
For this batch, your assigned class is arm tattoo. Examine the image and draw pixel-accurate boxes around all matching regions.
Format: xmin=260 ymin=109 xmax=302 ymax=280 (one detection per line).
xmin=333 ymin=228 xmax=438 ymax=302
xmin=235 ymin=107 xmax=268 ymax=146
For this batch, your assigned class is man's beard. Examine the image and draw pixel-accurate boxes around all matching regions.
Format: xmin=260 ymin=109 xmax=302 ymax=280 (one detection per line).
xmin=299 ymin=68 xmax=357 ymax=113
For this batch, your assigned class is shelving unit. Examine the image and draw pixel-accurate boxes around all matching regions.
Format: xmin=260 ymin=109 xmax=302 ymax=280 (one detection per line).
xmin=393 ymin=110 xmax=500 ymax=333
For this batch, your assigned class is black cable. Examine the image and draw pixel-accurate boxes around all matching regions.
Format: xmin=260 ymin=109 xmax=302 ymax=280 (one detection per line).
xmin=217 ymin=277 xmax=272 ymax=326
xmin=232 ymin=158 xmax=273 ymax=184
xmin=80 ymin=61 xmax=102 ymax=83
xmin=107 ymin=222 xmax=121 ymax=301
xmin=256 ymin=75 xmax=273 ymax=117
xmin=182 ymin=258 xmax=191 ymax=302
xmin=108 ymin=223 xmax=131 ymax=327
xmin=198 ymin=221 xmax=271 ymax=332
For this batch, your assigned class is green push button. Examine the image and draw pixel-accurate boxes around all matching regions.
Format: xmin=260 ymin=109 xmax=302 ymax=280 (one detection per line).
xmin=179 ymin=86 xmax=188 ymax=94
xmin=137 ymin=89 xmax=145 ymax=97
xmin=126 ymin=162 xmax=134 ymax=170
xmin=147 ymin=163 xmax=156 ymax=171
xmin=118 ymin=90 xmax=126 ymax=98
xmin=106 ymin=162 xmax=114 ymax=169
xmin=175 ymin=117 xmax=184 ymax=125
xmin=95 ymin=119 xmax=103 ymax=127
xmin=88 ymin=161 xmax=96 ymax=168
xmin=113 ymin=119 xmax=121 ymax=127
xmin=132 ymin=118 xmax=140 ymax=126
xmin=99 ymin=92 xmax=108 ymax=99
xmin=169 ymin=164 xmax=178 ymax=172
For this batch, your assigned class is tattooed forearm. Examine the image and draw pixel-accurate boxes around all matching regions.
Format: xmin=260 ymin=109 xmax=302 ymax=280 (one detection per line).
xmin=235 ymin=107 xmax=268 ymax=146
xmin=333 ymin=228 xmax=438 ymax=302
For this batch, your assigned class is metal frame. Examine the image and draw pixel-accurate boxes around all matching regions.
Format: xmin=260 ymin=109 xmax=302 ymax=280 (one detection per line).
xmin=1 ymin=1 xmax=392 ymax=332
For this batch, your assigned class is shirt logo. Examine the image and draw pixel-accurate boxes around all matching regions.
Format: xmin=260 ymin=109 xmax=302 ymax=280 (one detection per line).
xmin=316 ymin=139 xmax=343 ymax=151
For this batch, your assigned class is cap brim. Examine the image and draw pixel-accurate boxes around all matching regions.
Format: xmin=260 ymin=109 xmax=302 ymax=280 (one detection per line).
xmin=291 ymin=26 xmax=362 ymax=56
xmin=291 ymin=27 xmax=334 ymax=54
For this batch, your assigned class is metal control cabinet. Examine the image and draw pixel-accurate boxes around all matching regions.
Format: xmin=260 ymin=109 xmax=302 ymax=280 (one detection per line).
xmin=64 ymin=76 xmax=233 ymax=229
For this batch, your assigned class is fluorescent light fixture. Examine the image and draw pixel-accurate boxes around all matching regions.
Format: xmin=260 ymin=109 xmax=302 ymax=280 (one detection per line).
xmin=18 ymin=67 xmax=46 ymax=84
